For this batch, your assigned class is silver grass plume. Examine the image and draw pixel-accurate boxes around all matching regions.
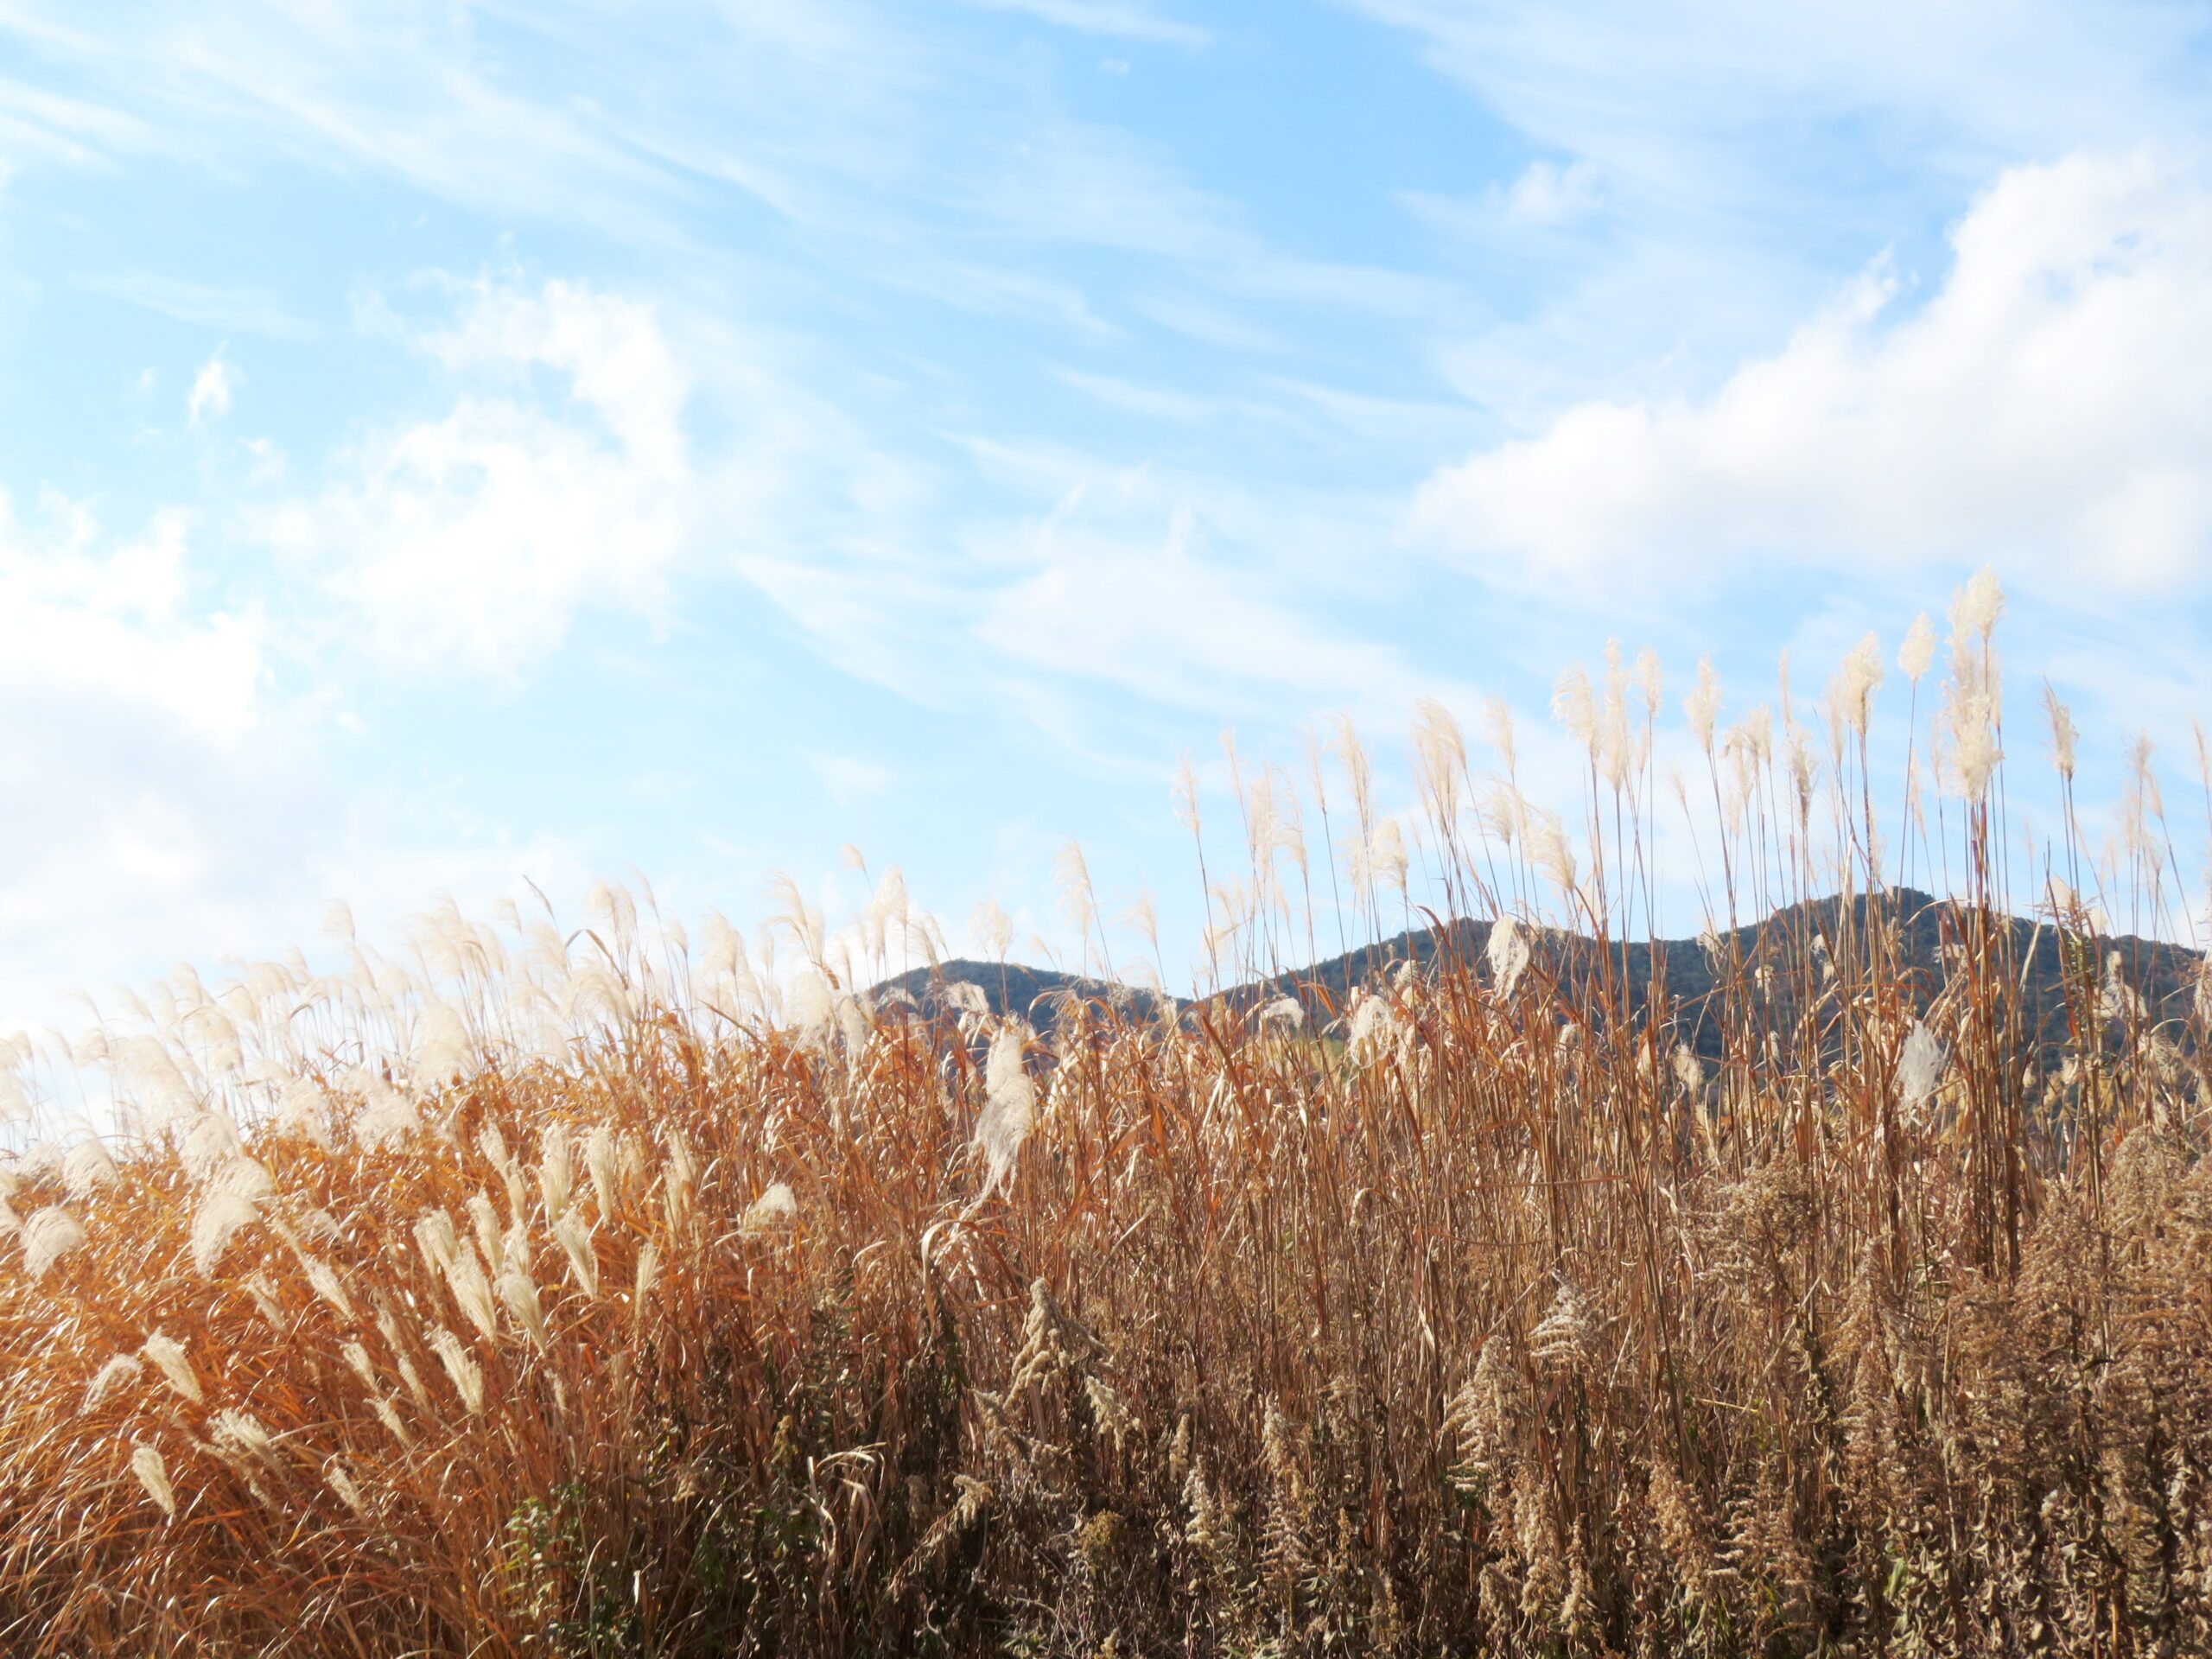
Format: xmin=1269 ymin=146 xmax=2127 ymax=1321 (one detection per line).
xmin=977 ymin=1024 xmax=1035 ymax=1193
xmin=740 ymin=1180 xmax=798 ymax=1239
xmin=22 ymin=1205 xmax=88 ymax=1281
xmin=130 ymin=1444 xmax=176 ymax=1519
xmin=141 ymin=1332 xmax=203 ymax=1405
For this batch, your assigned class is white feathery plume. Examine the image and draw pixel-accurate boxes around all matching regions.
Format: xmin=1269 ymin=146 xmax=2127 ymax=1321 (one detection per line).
xmin=1552 ymin=664 xmax=1598 ymax=756
xmin=131 ymin=1444 xmax=176 ymax=1519
xmin=1684 ymin=657 xmax=1723 ymax=753
xmin=211 ymin=1408 xmax=277 ymax=1468
xmin=83 ymin=1353 xmax=143 ymax=1412
xmin=1173 ymin=753 xmax=1203 ymax=836
xmin=1952 ymin=565 xmax=2005 ymax=646
xmin=192 ymin=1190 xmax=259 ymax=1276
xmin=1635 ymin=646 xmax=1664 ymax=720
xmin=739 ymin=1180 xmax=798 ymax=1239
xmin=1258 ymin=995 xmax=1305 ymax=1034
xmin=413 ymin=1210 xmax=460 ymax=1280
xmin=22 ymin=1205 xmax=87 ymax=1281
xmin=537 ymin=1127 xmax=573 ymax=1222
xmin=179 ymin=1112 xmax=245 ymax=1183
xmin=1897 ymin=1021 xmax=1946 ymax=1121
xmin=426 ymin=1325 xmax=485 ymax=1414
xmin=1898 ymin=613 xmax=1936 ymax=683
xmin=969 ymin=898 xmax=1014 ymax=963
xmin=1486 ymin=916 xmax=1531 ymax=999
xmin=1671 ymin=1044 xmax=1706 ymax=1097
xmin=208 ymin=1157 xmax=275 ymax=1202
xmin=340 ymin=1341 xmax=378 ymax=1392
xmin=301 ymin=1254 xmax=355 ymax=1321
xmin=977 ymin=1025 xmax=1035 ymax=1194
xmin=410 ymin=1001 xmax=473 ymax=1085
xmin=1481 ymin=696 xmax=1517 ymax=778
xmin=1826 ymin=632 xmax=1884 ymax=741
xmin=1413 ymin=697 xmax=1467 ymax=823
xmin=586 ymin=1124 xmax=620 ymax=1219
xmin=274 ymin=1077 xmax=334 ymax=1150
xmin=497 ymin=1268 xmax=550 ymax=1351
xmin=326 ymin=1459 xmax=366 ymax=1514
xmin=2043 ymin=684 xmax=2079 ymax=782
xmin=61 ymin=1139 xmax=118 ymax=1199
xmin=141 ymin=1332 xmax=203 ymax=1405
xmin=552 ymin=1210 xmax=599 ymax=1297
xmin=444 ymin=1245 xmax=500 ymax=1344
xmin=1368 ymin=818 xmax=1409 ymax=899
xmin=352 ymin=1084 xmax=421 ymax=1153
xmin=466 ymin=1192 xmax=505 ymax=1275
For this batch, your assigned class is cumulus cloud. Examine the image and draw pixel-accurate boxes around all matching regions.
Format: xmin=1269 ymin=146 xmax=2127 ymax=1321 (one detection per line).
xmin=0 ymin=493 xmax=260 ymax=741
xmin=1414 ymin=151 xmax=2212 ymax=597
xmin=268 ymin=278 xmax=696 ymax=679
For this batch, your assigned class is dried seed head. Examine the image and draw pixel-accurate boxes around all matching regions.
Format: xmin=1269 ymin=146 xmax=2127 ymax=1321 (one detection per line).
xmin=130 ymin=1443 xmax=176 ymax=1519
xmin=552 ymin=1211 xmax=598 ymax=1297
xmin=62 ymin=1139 xmax=118 ymax=1199
xmin=740 ymin=1181 xmax=798 ymax=1239
xmin=22 ymin=1206 xmax=88 ymax=1281
xmin=1487 ymin=916 xmax=1531 ymax=999
xmin=426 ymin=1325 xmax=485 ymax=1414
xmin=497 ymin=1268 xmax=550 ymax=1351
xmin=141 ymin=1332 xmax=204 ymax=1406
xmin=1898 ymin=612 xmax=1936 ymax=682
xmin=977 ymin=1027 xmax=1035 ymax=1194
xmin=83 ymin=1353 xmax=143 ymax=1412
xmin=191 ymin=1190 xmax=260 ymax=1277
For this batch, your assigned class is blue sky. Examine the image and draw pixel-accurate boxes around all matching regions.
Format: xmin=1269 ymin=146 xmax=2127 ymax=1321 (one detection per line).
xmin=4 ymin=0 xmax=2212 ymax=1022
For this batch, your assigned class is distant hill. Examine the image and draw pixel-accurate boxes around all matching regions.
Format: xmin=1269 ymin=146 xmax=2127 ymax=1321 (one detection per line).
xmin=874 ymin=890 xmax=2204 ymax=1061
xmin=871 ymin=957 xmax=1183 ymax=1022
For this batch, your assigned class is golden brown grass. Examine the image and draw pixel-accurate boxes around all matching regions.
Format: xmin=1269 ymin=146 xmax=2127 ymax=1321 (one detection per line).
xmin=5 ymin=587 xmax=2212 ymax=1656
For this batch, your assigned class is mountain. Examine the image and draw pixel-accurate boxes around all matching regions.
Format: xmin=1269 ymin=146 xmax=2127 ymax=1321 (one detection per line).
xmin=874 ymin=890 xmax=2203 ymax=1060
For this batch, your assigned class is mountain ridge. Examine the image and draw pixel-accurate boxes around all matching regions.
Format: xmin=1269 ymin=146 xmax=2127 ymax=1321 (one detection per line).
xmin=874 ymin=887 xmax=2205 ymax=1058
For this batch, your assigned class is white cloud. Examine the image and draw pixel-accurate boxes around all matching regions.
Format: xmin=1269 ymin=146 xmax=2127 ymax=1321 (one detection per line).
xmin=961 ymin=0 xmax=1208 ymax=47
xmin=268 ymin=278 xmax=696 ymax=679
xmin=1502 ymin=158 xmax=1603 ymax=227
xmin=1414 ymin=151 xmax=2212 ymax=598
xmin=0 ymin=493 xmax=261 ymax=741
xmin=187 ymin=348 xmax=238 ymax=423
xmin=969 ymin=468 xmax=1451 ymax=718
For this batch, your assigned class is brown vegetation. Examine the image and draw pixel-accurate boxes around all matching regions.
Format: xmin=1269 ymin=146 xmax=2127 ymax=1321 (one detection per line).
xmin=5 ymin=581 xmax=2212 ymax=1656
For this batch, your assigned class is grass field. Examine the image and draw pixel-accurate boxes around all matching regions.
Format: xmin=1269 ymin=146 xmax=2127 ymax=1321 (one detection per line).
xmin=6 ymin=580 xmax=2212 ymax=1656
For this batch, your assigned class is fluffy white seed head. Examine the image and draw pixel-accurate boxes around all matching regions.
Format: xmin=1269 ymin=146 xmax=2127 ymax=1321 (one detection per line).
xmin=22 ymin=1205 xmax=88 ymax=1281
xmin=1486 ymin=916 xmax=1531 ymax=999
xmin=83 ymin=1353 xmax=143 ymax=1412
xmin=189 ymin=1188 xmax=259 ymax=1278
xmin=497 ymin=1268 xmax=550 ymax=1351
xmin=426 ymin=1325 xmax=485 ymax=1414
xmin=740 ymin=1181 xmax=798 ymax=1240
xmin=2044 ymin=684 xmax=2079 ymax=781
xmin=1689 ymin=658 xmax=1725 ymax=756
xmin=131 ymin=1444 xmax=176 ymax=1518
xmin=1898 ymin=1021 xmax=1947 ymax=1120
xmin=61 ymin=1139 xmax=118 ymax=1199
xmin=1898 ymin=613 xmax=1936 ymax=683
xmin=978 ymin=1026 xmax=1036 ymax=1194
xmin=552 ymin=1210 xmax=598 ymax=1297
xmin=141 ymin=1332 xmax=203 ymax=1405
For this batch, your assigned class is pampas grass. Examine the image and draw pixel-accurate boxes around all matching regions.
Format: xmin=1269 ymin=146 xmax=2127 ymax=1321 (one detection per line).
xmin=3 ymin=589 xmax=2211 ymax=1655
